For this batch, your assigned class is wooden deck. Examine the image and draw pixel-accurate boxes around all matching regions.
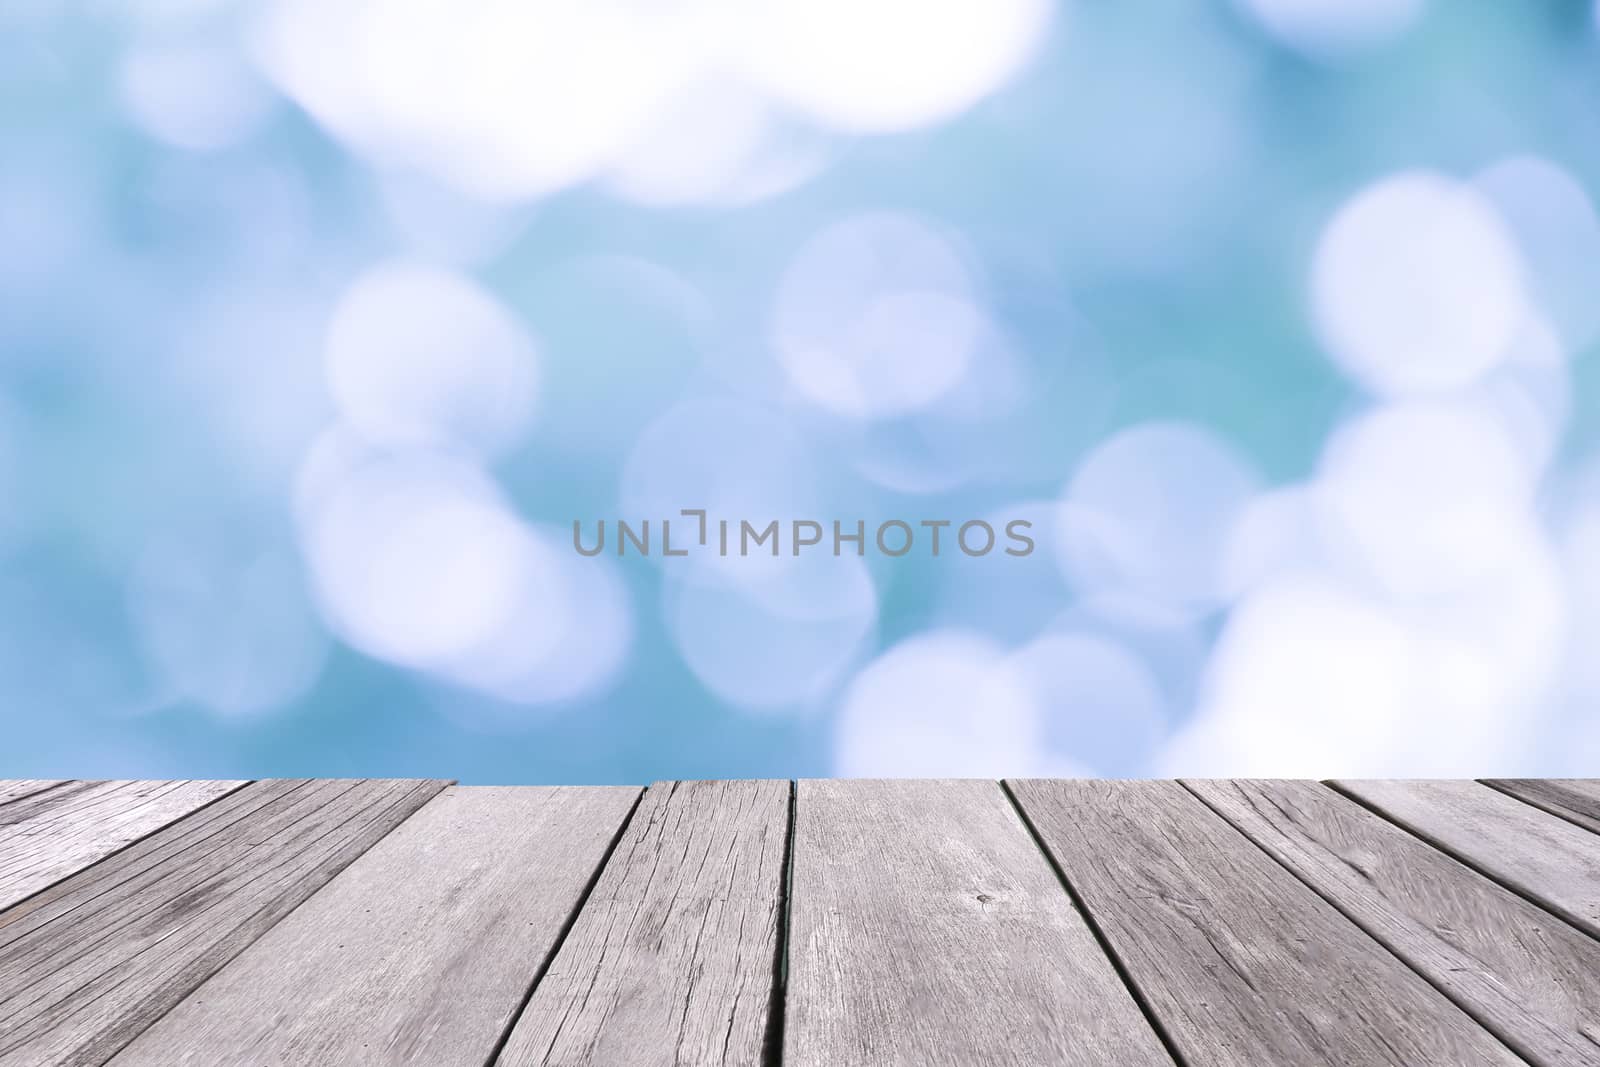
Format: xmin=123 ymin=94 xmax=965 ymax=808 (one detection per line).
xmin=2 ymin=778 xmax=1599 ymax=1065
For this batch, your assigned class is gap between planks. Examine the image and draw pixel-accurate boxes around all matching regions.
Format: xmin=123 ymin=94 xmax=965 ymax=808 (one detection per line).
xmin=1180 ymin=780 xmax=1600 ymax=1066
xmin=0 ymin=779 xmax=253 ymax=915
xmin=1326 ymin=778 xmax=1600 ymax=944
xmin=761 ymin=779 xmax=797 ymax=1067
xmin=490 ymin=780 xmax=791 ymax=1066
xmin=1000 ymin=779 xmax=1189 ymax=1067
xmin=13 ymin=778 xmax=1595 ymax=1066
xmin=479 ymin=785 xmax=649 ymax=1067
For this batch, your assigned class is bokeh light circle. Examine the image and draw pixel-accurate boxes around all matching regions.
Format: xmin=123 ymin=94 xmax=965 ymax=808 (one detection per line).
xmin=1311 ymin=171 xmax=1526 ymax=396
xmin=1007 ymin=632 xmax=1167 ymax=775
xmin=295 ymin=440 xmax=631 ymax=706
xmin=1313 ymin=399 xmax=1536 ymax=598
xmin=834 ymin=631 xmax=1040 ymax=777
xmin=733 ymin=0 xmax=1052 ymax=132
xmin=325 ymin=261 xmax=539 ymax=458
xmin=773 ymin=213 xmax=985 ymax=420
xmin=668 ymin=552 xmax=877 ymax=713
xmin=1056 ymin=421 xmax=1261 ymax=615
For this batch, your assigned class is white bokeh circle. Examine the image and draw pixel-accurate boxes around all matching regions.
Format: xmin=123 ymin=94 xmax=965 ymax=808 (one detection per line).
xmin=772 ymin=213 xmax=986 ymax=420
xmin=668 ymin=551 xmax=877 ymax=712
xmin=295 ymin=439 xmax=630 ymax=706
xmin=733 ymin=0 xmax=1051 ymax=132
xmin=1056 ymin=421 xmax=1261 ymax=615
xmin=834 ymin=631 xmax=1040 ymax=777
xmin=325 ymin=261 xmax=538 ymax=458
xmin=1311 ymin=171 xmax=1526 ymax=397
xmin=1007 ymin=631 xmax=1167 ymax=775
xmin=253 ymin=0 xmax=1051 ymax=201
xmin=1312 ymin=399 xmax=1537 ymax=599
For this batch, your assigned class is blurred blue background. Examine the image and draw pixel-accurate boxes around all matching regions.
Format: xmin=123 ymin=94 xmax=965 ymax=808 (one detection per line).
xmin=4 ymin=0 xmax=1600 ymax=783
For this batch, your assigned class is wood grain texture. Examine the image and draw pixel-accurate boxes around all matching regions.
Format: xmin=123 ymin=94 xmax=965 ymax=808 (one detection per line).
xmin=1188 ymin=778 xmax=1600 ymax=1066
xmin=111 ymin=785 xmax=640 ymax=1067
xmin=0 ymin=781 xmax=64 ymax=808
xmin=1486 ymin=779 xmax=1600 ymax=836
xmin=0 ymin=777 xmax=445 ymax=1067
xmin=0 ymin=778 xmax=246 ymax=911
xmin=1337 ymin=779 xmax=1600 ymax=941
xmin=784 ymin=778 xmax=1171 ymax=1067
xmin=496 ymin=779 xmax=788 ymax=1067
xmin=1010 ymin=778 xmax=1522 ymax=1067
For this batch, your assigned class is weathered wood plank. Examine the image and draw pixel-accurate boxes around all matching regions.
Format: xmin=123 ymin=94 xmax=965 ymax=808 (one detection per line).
xmin=1337 ymin=779 xmax=1600 ymax=942
xmin=1010 ymin=779 xmax=1522 ymax=1066
xmin=784 ymin=778 xmax=1171 ymax=1067
xmin=0 ymin=777 xmax=445 ymax=1067
xmin=0 ymin=778 xmax=246 ymax=911
xmin=496 ymin=779 xmax=788 ymax=1067
xmin=111 ymin=785 xmax=640 ymax=1066
xmin=1486 ymin=779 xmax=1600 ymax=837
xmin=1188 ymin=778 xmax=1600 ymax=1066
xmin=0 ymin=781 xmax=64 ymax=808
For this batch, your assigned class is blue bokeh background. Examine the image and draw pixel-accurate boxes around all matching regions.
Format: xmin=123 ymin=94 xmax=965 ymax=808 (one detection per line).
xmin=5 ymin=0 xmax=1600 ymax=782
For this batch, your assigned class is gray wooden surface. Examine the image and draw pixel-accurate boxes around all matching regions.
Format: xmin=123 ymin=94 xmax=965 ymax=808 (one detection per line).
xmin=1009 ymin=778 xmax=1525 ymax=1066
xmin=1187 ymin=778 xmax=1600 ymax=1066
xmin=497 ymin=779 xmax=789 ymax=1067
xmin=0 ymin=780 xmax=63 ymax=807
xmin=112 ymin=786 xmax=639 ymax=1067
xmin=785 ymin=778 xmax=1171 ymax=1067
xmin=0 ymin=778 xmax=442 ymax=1067
xmin=1 ymin=776 xmax=1598 ymax=1065
xmin=1487 ymin=778 xmax=1600 ymax=836
xmin=0 ymin=779 xmax=245 ymax=911
xmin=1337 ymin=778 xmax=1600 ymax=941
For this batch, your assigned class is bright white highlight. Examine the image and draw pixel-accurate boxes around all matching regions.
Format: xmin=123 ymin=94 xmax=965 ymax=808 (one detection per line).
xmin=1164 ymin=561 xmax=1559 ymax=778
xmin=1056 ymin=421 xmax=1260 ymax=615
xmin=605 ymin=78 xmax=829 ymax=207
xmin=1311 ymin=172 xmax=1526 ymax=396
xmin=1170 ymin=391 xmax=1567 ymax=778
xmin=301 ymin=451 xmax=541 ymax=666
xmin=296 ymin=443 xmax=630 ymax=705
xmin=774 ymin=213 xmax=984 ymax=419
xmin=447 ymin=521 xmax=633 ymax=706
xmin=733 ymin=0 xmax=1051 ymax=131
xmin=834 ymin=631 xmax=1040 ymax=777
xmin=253 ymin=0 xmax=699 ymax=200
xmin=1314 ymin=400 xmax=1536 ymax=598
xmin=1163 ymin=577 xmax=1420 ymax=776
xmin=325 ymin=261 xmax=539 ymax=458
xmin=252 ymin=0 xmax=1050 ymax=201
